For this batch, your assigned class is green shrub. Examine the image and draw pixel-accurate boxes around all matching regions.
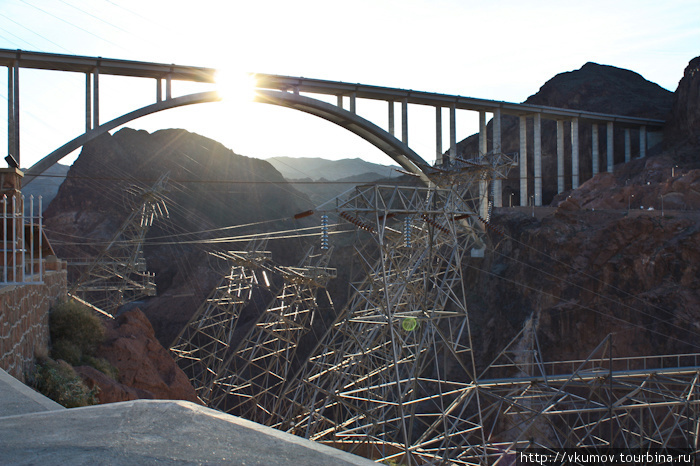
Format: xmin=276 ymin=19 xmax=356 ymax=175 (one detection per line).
xmin=28 ymin=358 xmax=98 ymax=408
xmin=49 ymin=299 xmax=105 ymax=356
xmin=82 ymin=355 xmax=119 ymax=380
xmin=47 ymin=299 xmax=118 ymax=381
xmin=51 ymin=339 xmax=82 ymax=366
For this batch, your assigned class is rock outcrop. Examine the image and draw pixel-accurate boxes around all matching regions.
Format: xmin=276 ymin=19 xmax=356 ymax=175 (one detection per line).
xmin=455 ymin=62 xmax=674 ymax=205
xmin=44 ymin=128 xmax=313 ymax=346
xmin=471 ymin=56 xmax=700 ymax=370
xmin=77 ymin=309 xmax=199 ymax=404
xmin=665 ymin=56 xmax=700 ymax=154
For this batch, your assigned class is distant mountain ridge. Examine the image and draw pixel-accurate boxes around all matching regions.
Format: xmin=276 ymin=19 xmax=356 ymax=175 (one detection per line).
xmin=266 ymin=156 xmax=400 ymax=181
xmin=21 ymin=163 xmax=70 ymax=211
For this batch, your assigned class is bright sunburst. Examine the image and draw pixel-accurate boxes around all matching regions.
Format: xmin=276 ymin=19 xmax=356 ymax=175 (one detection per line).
xmin=215 ymin=70 xmax=258 ymax=102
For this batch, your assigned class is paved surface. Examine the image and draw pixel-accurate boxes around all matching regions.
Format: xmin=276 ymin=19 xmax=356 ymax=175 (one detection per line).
xmin=0 ymin=369 xmax=375 ymax=465
xmin=0 ymin=368 xmax=64 ymax=417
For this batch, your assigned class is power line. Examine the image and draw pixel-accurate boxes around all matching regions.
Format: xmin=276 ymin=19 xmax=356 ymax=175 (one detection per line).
xmin=25 ymin=172 xmax=398 ymax=185
xmin=17 ymin=0 xmax=127 ymax=52
xmin=0 ymin=11 xmax=72 ymax=52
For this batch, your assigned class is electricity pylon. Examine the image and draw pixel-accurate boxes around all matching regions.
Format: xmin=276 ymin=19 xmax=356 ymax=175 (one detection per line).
xmin=206 ymin=247 xmax=336 ymax=425
xmin=170 ymin=240 xmax=273 ymax=404
xmin=69 ymin=174 xmax=169 ymax=314
xmin=276 ymin=183 xmax=489 ymax=465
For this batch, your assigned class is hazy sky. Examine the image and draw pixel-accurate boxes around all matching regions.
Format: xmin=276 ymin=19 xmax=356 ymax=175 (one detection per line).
xmin=1 ymin=0 xmax=698 ymax=169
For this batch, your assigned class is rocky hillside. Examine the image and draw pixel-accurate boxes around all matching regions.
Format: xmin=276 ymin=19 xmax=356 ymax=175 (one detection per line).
xmin=266 ymin=156 xmax=400 ymax=181
xmin=44 ymin=128 xmax=314 ymax=345
xmin=76 ymin=309 xmax=199 ymax=404
xmin=469 ymin=56 xmax=700 ymax=369
xmin=456 ymin=62 xmax=674 ymax=205
xmin=37 ymin=56 xmax=699 ymax=407
xmin=21 ymin=163 xmax=69 ymax=211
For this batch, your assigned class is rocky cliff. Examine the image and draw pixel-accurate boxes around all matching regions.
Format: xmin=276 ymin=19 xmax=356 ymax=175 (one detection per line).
xmin=40 ymin=57 xmax=700 ymax=405
xmin=456 ymin=62 xmax=674 ymax=205
xmin=76 ymin=309 xmax=199 ymax=404
xmin=470 ymin=56 xmax=700 ymax=369
xmin=44 ymin=128 xmax=313 ymax=349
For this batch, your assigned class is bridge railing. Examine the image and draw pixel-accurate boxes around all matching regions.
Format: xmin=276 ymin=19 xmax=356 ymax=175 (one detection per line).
xmin=1 ymin=195 xmax=44 ymax=285
xmin=490 ymin=351 xmax=700 ymax=378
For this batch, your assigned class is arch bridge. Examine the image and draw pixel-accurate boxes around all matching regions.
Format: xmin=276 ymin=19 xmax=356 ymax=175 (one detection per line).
xmin=1 ymin=48 xmax=664 ymax=206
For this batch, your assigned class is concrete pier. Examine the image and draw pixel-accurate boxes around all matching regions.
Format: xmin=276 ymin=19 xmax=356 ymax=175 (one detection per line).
xmin=519 ymin=115 xmax=527 ymax=206
xmin=493 ymin=108 xmax=502 ymax=207
xmin=592 ymin=124 xmax=599 ymax=176
xmin=435 ymin=106 xmax=442 ymax=164
xmin=401 ymin=98 xmax=408 ymax=145
xmin=557 ymin=120 xmax=564 ymax=193
xmin=571 ymin=117 xmax=579 ymax=189
xmin=624 ymin=128 xmax=631 ymax=162
xmin=479 ymin=110 xmax=488 ymax=218
xmin=534 ymin=113 xmax=542 ymax=206
xmin=449 ymin=103 xmax=456 ymax=164
xmin=607 ymin=121 xmax=614 ymax=172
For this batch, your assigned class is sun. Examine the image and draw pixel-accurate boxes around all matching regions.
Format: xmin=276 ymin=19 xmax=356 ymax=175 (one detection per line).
xmin=215 ymin=69 xmax=258 ymax=102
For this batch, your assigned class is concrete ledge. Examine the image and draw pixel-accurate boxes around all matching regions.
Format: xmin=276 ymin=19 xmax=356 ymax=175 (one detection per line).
xmin=0 ymin=399 xmax=376 ymax=465
xmin=0 ymin=367 xmax=64 ymax=417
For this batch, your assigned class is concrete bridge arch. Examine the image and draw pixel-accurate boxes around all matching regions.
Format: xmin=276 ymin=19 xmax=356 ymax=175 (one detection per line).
xmin=24 ymin=90 xmax=432 ymax=187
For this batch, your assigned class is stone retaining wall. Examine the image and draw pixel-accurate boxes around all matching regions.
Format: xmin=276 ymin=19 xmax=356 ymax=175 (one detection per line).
xmin=0 ymin=271 xmax=67 ymax=382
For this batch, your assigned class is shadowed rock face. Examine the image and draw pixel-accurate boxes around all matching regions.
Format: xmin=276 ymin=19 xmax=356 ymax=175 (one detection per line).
xmin=665 ymin=56 xmax=700 ymax=152
xmin=455 ymin=62 xmax=674 ymax=205
xmin=77 ymin=309 xmax=200 ymax=404
xmin=468 ymin=57 xmax=700 ymax=372
xmin=44 ymin=128 xmax=313 ymax=346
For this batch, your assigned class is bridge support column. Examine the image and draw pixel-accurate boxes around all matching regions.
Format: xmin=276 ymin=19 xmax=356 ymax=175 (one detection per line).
xmin=449 ymin=103 xmax=456 ymax=165
xmin=639 ymin=126 xmax=646 ymax=158
xmin=401 ymin=98 xmax=408 ymax=145
xmin=592 ymin=124 xmax=599 ymax=176
xmin=435 ymin=106 xmax=442 ymax=165
xmin=156 ymin=78 xmax=162 ymax=103
xmin=557 ymin=120 xmax=564 ymax=193
xmin=166 ymin=73 xmax=172 ymax=100
xmin=624 ymin=128 xmax=631 ymax=163
xmin=350 ymin=92 xmax=356 ymax=114
xmin=7 ymin=63 xmax=19 ymax=164
xmin=85 ymin=73 xmax=92 ymax=132
xmin=92 ymin=66 xmax=100 ymax=128
xmin=388 ymin=101 xmax=394 ymax=137
xmin=493 ymin=108 xmax=502 ymax=207
xmin=571 ymin=117 xmax=579 ymax=189
xmin=534 ymin=113 xmax=542 ymax=206
xmin=519 ymin=115 xmax=527 ymax=206
xmin=607 ymin=121 xmax=614 ymax=172
xmin=479 ymin=111 xmax=488 ymax=219
xmin=336 ymin=95 xmax=343 ymax=108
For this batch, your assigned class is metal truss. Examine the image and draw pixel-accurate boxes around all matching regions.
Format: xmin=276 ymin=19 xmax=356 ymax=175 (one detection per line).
xmin=426 ymin=330 xmax=700 ymax=465
xmin=205 ymin=247 xmax=336 ymax=425
xmin=68 ymin=175 xmax=169 ymax=314
xmin=274 ymin=184 xmax=487 ymax=465
xmin=169 ymin=242 xmax=273 ymax=405
xmin=169 ymin=154 xmax=700 ymax=465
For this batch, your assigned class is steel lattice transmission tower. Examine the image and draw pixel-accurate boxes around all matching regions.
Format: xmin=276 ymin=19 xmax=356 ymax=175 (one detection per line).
xmin=69 ymin=174 xmax=169 ymax=314
xmin=206 ymin=247 xmax=336 ymax=425
xmin=275 ymin=182 xmax=496 ymax=465
xmin=169 ymin=241 xmax=274 ymax=405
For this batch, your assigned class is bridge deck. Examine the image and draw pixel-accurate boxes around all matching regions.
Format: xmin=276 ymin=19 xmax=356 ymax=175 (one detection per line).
xmin=0 ymin=48 xmax=664 ymax=128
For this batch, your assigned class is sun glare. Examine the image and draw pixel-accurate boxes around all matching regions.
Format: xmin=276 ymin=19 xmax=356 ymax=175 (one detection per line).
xmin=215 ymin=70 xmax=257 ymax=102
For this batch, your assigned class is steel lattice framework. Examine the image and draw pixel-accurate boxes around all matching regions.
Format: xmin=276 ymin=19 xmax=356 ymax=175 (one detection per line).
xmin=170 ymin=150 xmax=700 ymax=465
xmin=206 ymin=248 xmax=336 ymax=425
xmin=68 ymin=175 xmax=169 ymax=314
xmin=273 ymin=184 xmax=488 ymax=464
xmin=169 ymin=242 xmax=274 ymax=404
